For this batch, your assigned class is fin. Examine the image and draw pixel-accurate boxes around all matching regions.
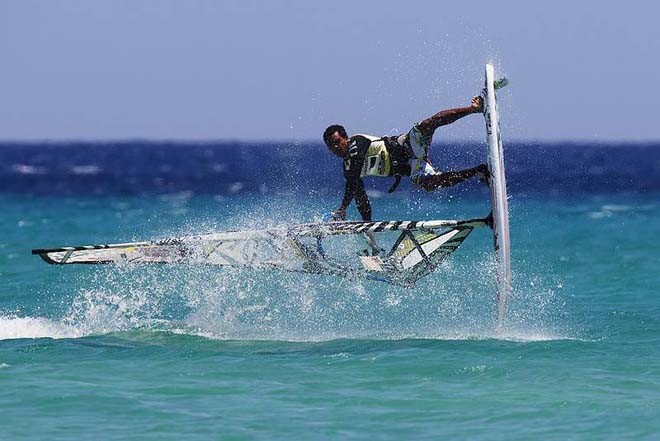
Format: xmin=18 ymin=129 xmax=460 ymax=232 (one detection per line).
xmin=494 ymin=77 xmax=509 ymax=90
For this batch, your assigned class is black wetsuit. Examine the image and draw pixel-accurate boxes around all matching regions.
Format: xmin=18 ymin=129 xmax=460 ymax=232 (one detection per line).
xmin=338 ymin=135 xmax=373 ymax=221
xmin=336 ymin=135 xmax=411 ymax=221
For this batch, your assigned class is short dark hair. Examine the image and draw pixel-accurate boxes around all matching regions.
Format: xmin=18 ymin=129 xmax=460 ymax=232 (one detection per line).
xmin=323 ymin=124 xmax=347 ymax=145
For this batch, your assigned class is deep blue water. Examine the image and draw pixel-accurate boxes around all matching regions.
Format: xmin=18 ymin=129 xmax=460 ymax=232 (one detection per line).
xmin=2 ymin=141 xmax=658 ymax=196
xmin=1 ymin=141 xmax=659 ymax=439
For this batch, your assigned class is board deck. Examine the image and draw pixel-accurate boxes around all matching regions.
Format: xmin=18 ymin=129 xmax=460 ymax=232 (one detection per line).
xmin=484 ymin=63 xmax=512 ymax=324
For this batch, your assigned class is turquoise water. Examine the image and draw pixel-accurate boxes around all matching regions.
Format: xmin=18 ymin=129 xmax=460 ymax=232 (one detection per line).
xmin=2 ymin=186 xmax=659 ymax=439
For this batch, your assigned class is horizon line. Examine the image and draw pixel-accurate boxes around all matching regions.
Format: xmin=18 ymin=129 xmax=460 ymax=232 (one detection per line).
xmin=1 ymin=138 xmax=660 ymax=146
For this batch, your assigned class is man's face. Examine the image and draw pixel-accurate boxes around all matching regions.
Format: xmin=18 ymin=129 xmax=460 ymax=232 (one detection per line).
xmin=326 ymin=131 xmax=349 ymax=158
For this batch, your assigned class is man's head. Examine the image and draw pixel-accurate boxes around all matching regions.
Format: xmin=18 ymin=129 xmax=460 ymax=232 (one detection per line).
xmin=323 ymin=124 xmax=349 ymax=158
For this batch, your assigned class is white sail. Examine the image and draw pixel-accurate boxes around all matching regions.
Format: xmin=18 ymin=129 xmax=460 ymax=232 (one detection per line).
xmin=32 ymin=218 xmax=487 ymax=287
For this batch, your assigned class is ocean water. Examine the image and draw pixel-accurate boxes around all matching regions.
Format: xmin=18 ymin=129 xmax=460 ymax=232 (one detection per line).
xmin=1 ymin=141 xmax=659 ymax=439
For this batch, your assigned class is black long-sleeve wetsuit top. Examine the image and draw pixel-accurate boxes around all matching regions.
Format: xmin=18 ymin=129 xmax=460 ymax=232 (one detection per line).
xmin=338 ymin=135 xmax=373 ymax=221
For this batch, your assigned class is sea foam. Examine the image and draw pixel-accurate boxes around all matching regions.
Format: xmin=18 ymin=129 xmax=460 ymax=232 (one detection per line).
xmin=0 ymin=315 xmax=83 ymax=340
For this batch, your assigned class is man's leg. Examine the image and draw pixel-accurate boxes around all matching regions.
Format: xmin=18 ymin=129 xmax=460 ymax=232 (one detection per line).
xmin=416 ymin=163 xmax=488 ymax=192
xmin=408 ymin=96 xmax=487 ymax=192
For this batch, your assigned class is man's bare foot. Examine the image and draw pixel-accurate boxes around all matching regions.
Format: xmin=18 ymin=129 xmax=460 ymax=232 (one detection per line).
xmin=476 ymin=163 xmax=490 ymax=186
xmin=471 ymin=95 xmax=484 ymax=113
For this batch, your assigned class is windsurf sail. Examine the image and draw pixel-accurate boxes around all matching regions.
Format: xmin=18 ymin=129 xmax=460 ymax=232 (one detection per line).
xmin=32 ymin=217 xmax=487 ymax=287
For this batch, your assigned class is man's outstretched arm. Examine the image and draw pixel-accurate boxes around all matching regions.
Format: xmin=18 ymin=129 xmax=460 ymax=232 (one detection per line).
xmin=333 ymin=137 xmax=372 ymax=222
xmin=334 ymin=175 xmax=372 ymax=221
xmin=418 ymin=96 xmax=483 ymax=136
xmin=352 ymin=178 xmax=372 ymax=221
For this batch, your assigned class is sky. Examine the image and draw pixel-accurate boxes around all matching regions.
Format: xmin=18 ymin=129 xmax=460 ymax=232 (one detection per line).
xmin=1 ymin=0 xmax=658 ymax=142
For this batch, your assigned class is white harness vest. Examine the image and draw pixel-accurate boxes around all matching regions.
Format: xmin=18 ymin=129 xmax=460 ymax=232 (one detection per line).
xmin=354 ymin=134 xmax=392 ymax=177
